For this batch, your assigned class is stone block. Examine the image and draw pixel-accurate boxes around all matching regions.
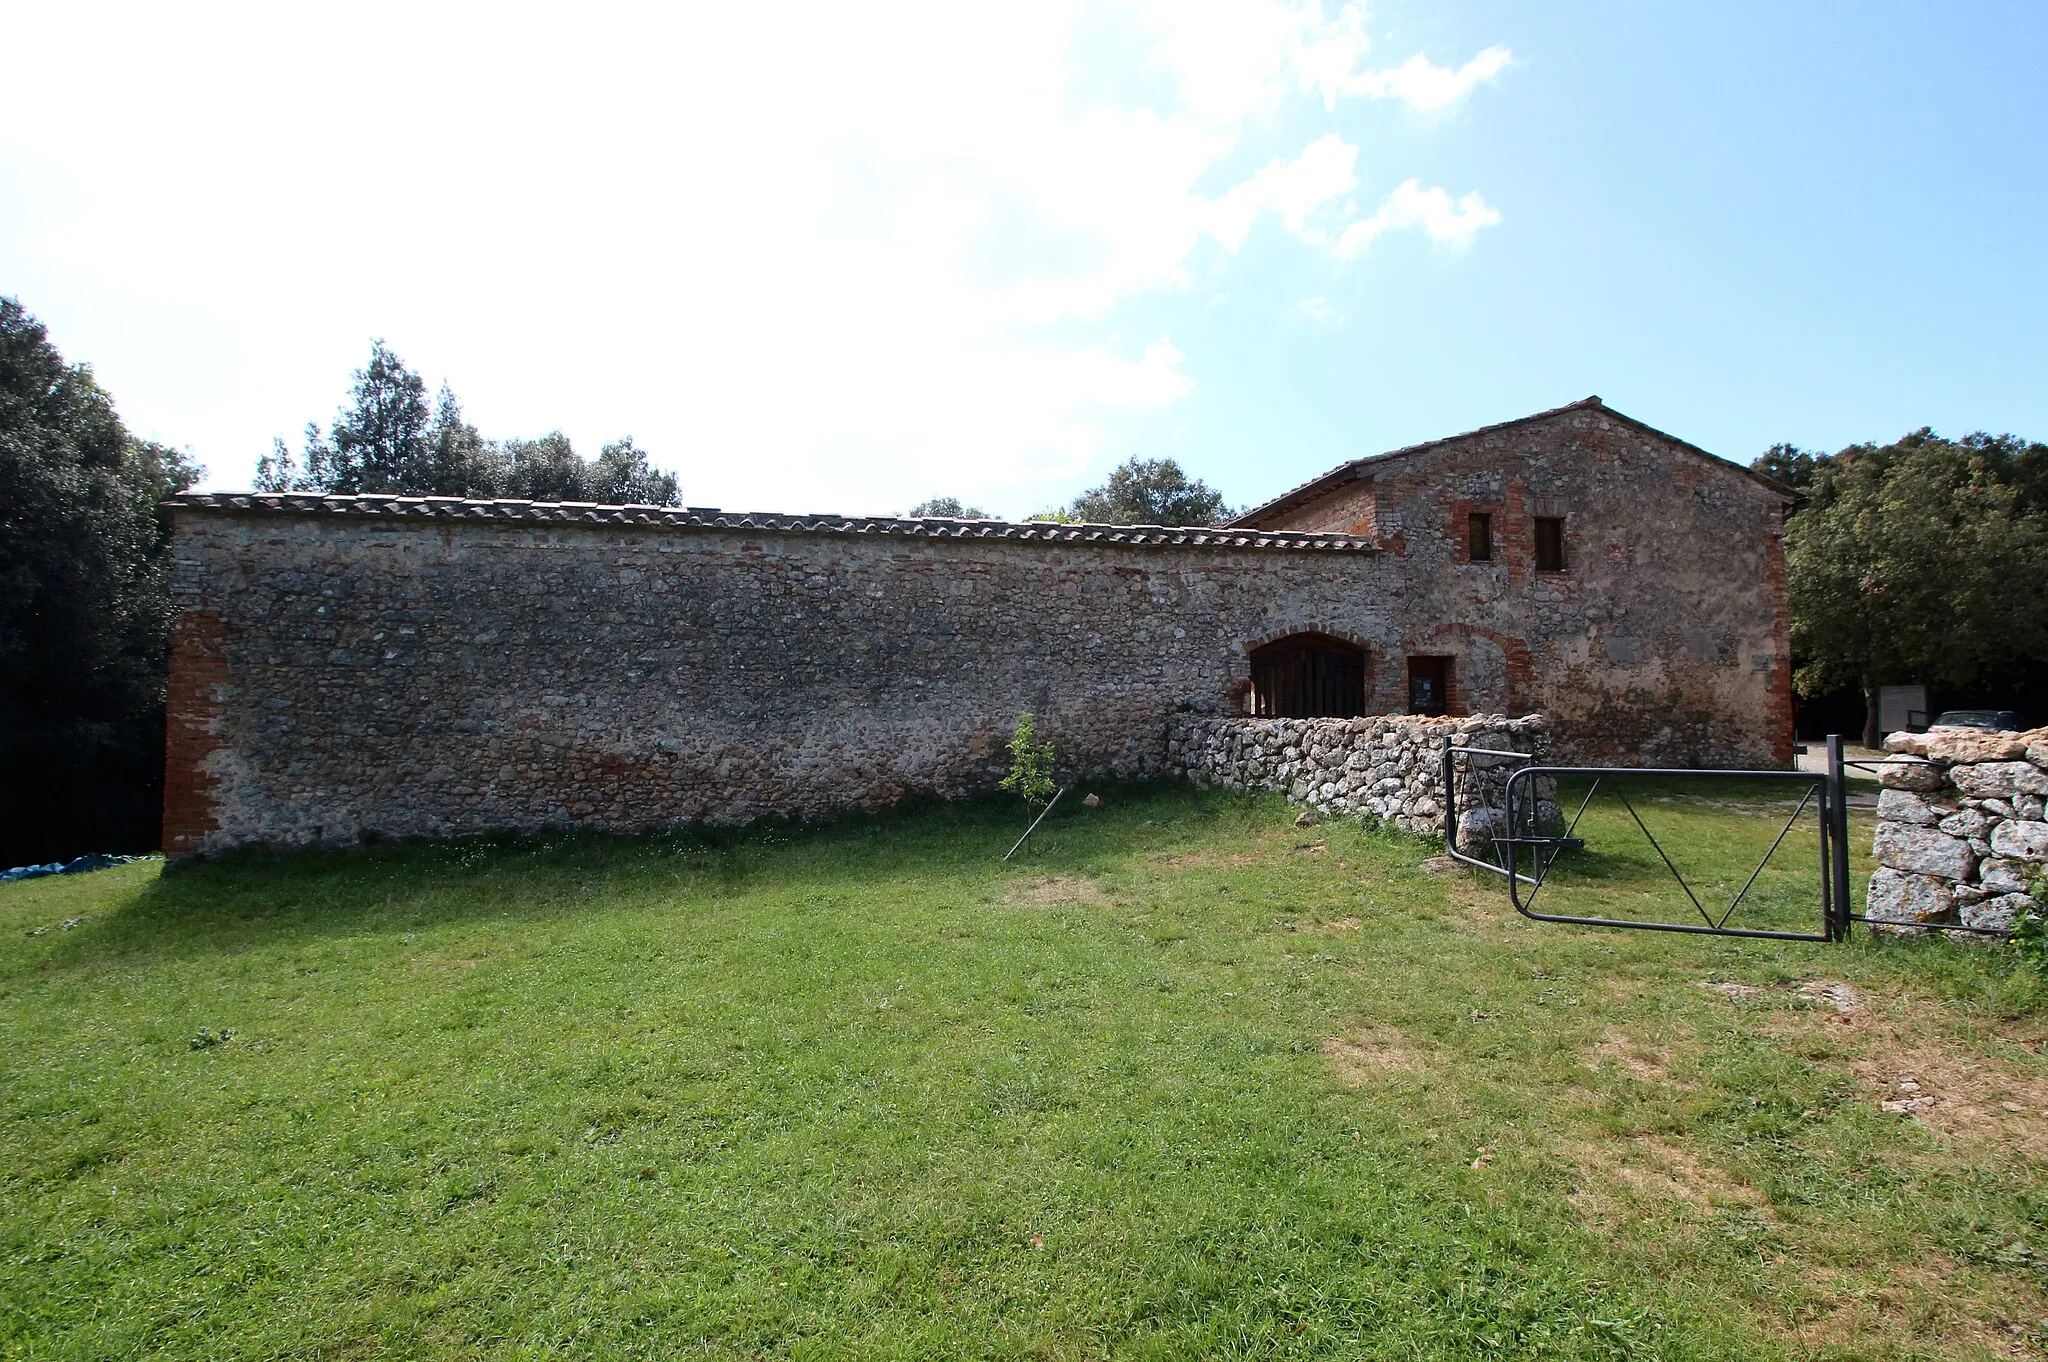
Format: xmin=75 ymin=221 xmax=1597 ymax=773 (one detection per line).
xmin=1876 ymin=788 xmax=1943 ymax=827
xmin=1980 ymin=857 xmax=2032 ymax=894
xmin=1877 ymin=757 xmax=1947 ymax=792
xmin=1963 ymin=892 xmax=2035 ymax=936
xmin=1989 ymin=819 xmax=2048 ymax=864
xmin=1866 ymin=868 xmax=1955 ymax=935
xmin=1951 ymin=761 xmax=2048 ymax=800
xmin=1938 ymin=808 xmax=1991 ymax=839
xmin=1457 ymin=808 xmax=1497 ymax=839
xmin=1873 ymin=823 xmax=1976 ymax=880
xmin=1883 ymin=731 xmax=1931 ymax=756
xmin=1923 ymin=729 xmax=2030 ymax=764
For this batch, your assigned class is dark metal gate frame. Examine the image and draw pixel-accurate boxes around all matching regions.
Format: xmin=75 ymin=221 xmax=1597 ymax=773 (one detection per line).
xmin=1440 ymin=734 xmax=2014 ymax=943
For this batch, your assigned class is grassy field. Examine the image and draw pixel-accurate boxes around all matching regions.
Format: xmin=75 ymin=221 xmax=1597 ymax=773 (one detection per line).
xmin=3 ymin=782 xmax=2046 ymax=1359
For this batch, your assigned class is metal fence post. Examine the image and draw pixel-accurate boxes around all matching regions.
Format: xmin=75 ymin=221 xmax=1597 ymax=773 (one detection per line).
xmin=1825 ymin=734 xmax=1853 ymax=940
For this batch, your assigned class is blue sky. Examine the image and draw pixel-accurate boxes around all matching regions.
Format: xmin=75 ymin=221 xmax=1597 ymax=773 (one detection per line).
xmin=4 ymin=2 xmax=2044 ymax=517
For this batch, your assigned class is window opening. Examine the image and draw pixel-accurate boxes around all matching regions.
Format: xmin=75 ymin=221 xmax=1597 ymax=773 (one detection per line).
xmin=1249 ymin=634 xmax=1367 ymax=718
xmin=1467 ymin=512 xmax=1493 ymax=562
xmin=1534 ymin=516 xmax=1566 ymax=572
xmin=1408 ymin=656 xmax=1451 ymax=716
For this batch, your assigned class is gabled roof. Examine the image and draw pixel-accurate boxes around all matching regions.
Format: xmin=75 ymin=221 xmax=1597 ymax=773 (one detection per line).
xmin=1230 ymin=397 xmax=1796 ymax=528
xmin=169 ymin=492 xmax=1378 ymax=553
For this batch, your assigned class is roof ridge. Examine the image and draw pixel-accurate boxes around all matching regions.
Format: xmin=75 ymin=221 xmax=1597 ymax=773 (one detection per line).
xmin=1229 ymin=397 xmax=1791 ymax=527
xmin=166 ymin=493 xmax=1378 ymax=554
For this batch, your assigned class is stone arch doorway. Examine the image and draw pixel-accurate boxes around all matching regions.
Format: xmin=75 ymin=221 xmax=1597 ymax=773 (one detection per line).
xmin=1248 ymin=633 xmax=1367 ymax=718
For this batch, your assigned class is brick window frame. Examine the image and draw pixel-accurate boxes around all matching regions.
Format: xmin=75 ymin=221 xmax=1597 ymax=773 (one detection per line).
xmin=1407 ymin=655 xmax=1453 ymax=716
xmin=1466 ymin=511 xmax=1494 ymax=562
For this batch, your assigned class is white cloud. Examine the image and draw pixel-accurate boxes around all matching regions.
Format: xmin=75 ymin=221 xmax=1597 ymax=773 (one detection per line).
xmin=0 ymin=1 xmax=1510 ymax=514
xmin=1334 ymin=179 xmax=1504 ymax=257
xmin=1206 ymin=134 xmax=1360 ymax=251
xmin=1326 ymin=44 xmax=1514 ymax=112
xmin=1289 ymin=296 xmax=1342 ymax=326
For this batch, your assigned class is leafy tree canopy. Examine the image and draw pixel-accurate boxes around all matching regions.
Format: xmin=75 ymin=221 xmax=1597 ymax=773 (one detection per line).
xmin=1066 ymin=456 xmax=1235 ymax=526
xmin=907 ymin=497 xmax=991 ymax=518
xmin=1761 ymin=428 xmax=2048 ymax=743
xmin=1752 ymin=441 xmax=1823 ymax=494
xmin=0 ymin=296 xmax=200 ymax=859
xmin=257 ymin=341 xmax=680 ymax=505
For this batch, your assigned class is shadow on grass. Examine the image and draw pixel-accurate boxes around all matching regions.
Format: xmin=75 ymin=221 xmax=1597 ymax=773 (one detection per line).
xmin=44 ymin=780 xmax=1273 ymax=967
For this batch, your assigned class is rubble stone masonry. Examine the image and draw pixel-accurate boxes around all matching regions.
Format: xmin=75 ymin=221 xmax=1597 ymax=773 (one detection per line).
xmin=1170 ymin=713 xmax=1552 ymax=837
xmin=1867 ymin=726 xmax=2048 ymax=938
xmin=163 ymin=400 xmax=1794 ymax=857
xmin=162 ymin=502 xmax=1391 ymax=856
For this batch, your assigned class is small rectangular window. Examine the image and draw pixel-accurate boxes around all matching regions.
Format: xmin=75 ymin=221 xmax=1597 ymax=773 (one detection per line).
xmin=1467 ymin=512 xmax=1493 ymax=562
xmin=1408 ymin=656 xmax=1451 ymax=716
xmin=1534 ymin=516 xmax=1566 ymax=572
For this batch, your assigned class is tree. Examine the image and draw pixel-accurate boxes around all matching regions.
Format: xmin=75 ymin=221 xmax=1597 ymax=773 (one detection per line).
xmin=0 ymin=296 xmax=200 ymax=861
xmin=1067 ymin=456 xmax=1234 ymax=526
xmin=425 ymin=384 xmax=503 ymax=496
xmin=1772 ymin=429 xmax=2048 ymax=746
xmin=258 ymin=341 xmax=684 ymax=506
xmin=500 ymin=432 xmax=585 ymax=501
xmin=585 ymin=438 xmax=679 ymax=505
xmin=1752 ymin=441 xmax=1822 ymax=494
xmin=326 ymin=339 xmax=432 ymax=491
xmin=998 ymin=712 xmax=1057 ymax=807
xmin=908 ymin=497 xmax=990 ymax=518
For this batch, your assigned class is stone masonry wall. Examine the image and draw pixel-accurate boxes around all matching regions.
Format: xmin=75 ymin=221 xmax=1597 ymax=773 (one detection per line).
xmin=1867 ymin=727 xmax=2048 ymax=937
xmin=164 ymin=501 xmax=1394 ymax=856
xmin=1245 ymin=402 xmax=1794 ymax=769
xmin=1169 ymin=713 xmax=1551 ymax=837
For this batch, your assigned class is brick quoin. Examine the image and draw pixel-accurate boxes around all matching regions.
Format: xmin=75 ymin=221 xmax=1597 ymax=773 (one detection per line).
xmin=162 ymin=610 xmax=230 ymax=859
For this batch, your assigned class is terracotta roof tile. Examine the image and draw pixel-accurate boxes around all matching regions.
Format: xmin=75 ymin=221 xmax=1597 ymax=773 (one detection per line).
xmin=169 ymin=493 xmax=1378 ymax=553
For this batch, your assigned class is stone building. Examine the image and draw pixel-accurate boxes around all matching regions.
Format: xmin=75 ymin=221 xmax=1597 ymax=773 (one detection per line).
xmin=1230 ymin=396 xmax=1794 ymax=767
xmin=162 ymin=397 xmax=1792 ymax=857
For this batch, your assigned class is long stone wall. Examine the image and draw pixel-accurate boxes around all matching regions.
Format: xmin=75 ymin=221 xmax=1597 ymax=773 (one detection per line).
xmin=1169 ymin=713 xmax=1552 ymax=837
xmin=163 ymin=498 xmax=1392 ymax=857
xmin=1868 ymin=727 xmax=2048 ymax=936
xmin=163 ymin=429 xmax=1792 ymax=860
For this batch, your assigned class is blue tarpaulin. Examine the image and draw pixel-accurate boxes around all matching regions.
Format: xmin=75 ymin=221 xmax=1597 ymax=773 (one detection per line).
xmin=0 ymin=854 xmax=146 ymax=883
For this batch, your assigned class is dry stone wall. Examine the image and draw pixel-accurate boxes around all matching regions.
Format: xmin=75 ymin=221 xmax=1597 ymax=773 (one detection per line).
xmin=1868 ymin=727 xmax=2048 ymax=937
xmin=1169 ymin=713 xmax=1552 ymax=837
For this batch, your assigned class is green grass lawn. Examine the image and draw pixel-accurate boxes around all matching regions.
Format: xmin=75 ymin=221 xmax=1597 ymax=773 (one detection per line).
xmin=4 ymin=784 xmax=2046 ymax=1359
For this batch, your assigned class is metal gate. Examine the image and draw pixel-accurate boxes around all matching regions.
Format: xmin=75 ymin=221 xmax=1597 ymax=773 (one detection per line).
xmin=1440 ymin=735 xmax=2010 ymax=943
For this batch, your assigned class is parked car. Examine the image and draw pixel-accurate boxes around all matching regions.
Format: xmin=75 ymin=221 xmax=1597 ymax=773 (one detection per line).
xmin=1929 ymin=709 xmax=2026 ymax=733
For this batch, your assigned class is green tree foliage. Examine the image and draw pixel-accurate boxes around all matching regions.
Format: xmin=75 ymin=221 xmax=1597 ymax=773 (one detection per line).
xmin=257 ymin=341 xmax=680 ymax=505
xmin=1752 ymin=441 xmax=1822 ymax=494
xmin=583 ymin=439 xmax=679 ymax=506
xmin=329 ymin=339 xmax=432 ymax=491
xmin=1765 ymin=429 xmax=2048 ymax=745
xmin=0 ymin=297 xmax=200 ymax=860
xmin=908 ymin=497 xmax=991 ymax=518
xmin=499 ymin=432 xmax=586 ymax=502
xmin=425 ymin=384 xmax=500 ymax=497
xmin=998 ymin=712 xmax=1057 ymax=807
xmin=1067 ymin=456 xmax=1235 ymax=526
